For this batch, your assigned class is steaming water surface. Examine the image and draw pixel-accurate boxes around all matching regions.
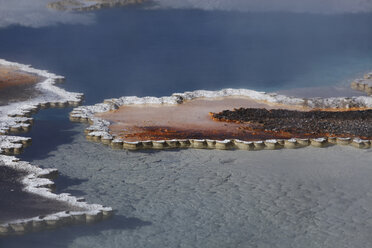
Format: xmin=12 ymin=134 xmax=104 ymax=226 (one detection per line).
xmin=1 ymin=7 xmax=372 ymax=247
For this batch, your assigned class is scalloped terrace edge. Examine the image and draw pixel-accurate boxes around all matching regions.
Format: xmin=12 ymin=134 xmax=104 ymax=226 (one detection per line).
xmin=0 ymin=155 xmax=113 ymax=236
xmin=0 ymin=59 xmax=113 ymax=236
xmin=70 ymin=73 xmax=372 ymax=151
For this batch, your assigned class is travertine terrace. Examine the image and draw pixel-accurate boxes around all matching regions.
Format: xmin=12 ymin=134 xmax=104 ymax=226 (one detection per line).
xmin=70 ymin=72 xmax=372 ymax=151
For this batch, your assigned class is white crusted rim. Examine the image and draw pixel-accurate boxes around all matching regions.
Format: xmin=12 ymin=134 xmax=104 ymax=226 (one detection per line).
xmin=352 ymin=138 xmax=370 ymax=144
xmin=0 ymin=155 xmax=113 ymax=235
xmin=78 ymin=134 xmax=372 ymax=151
xmin=70 ymin=74 xmax=372 ymax=152
xmin=216 ymin=139 xmax=232 ymax=144
xmin=0 ymin=59 xmax=113 ymax=236
xmin=124 ymin=141 xmax=141 ymax=145
xmin=0 ymin=58 xmax=84 ymax=134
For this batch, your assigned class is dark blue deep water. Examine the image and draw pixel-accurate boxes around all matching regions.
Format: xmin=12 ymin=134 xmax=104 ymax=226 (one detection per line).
xmin=1 ymin=9 xmax=372 ymax=104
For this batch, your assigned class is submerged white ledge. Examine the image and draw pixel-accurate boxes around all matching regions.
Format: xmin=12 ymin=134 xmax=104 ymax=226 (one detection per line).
xmin=0 ymin=155 xmax=113 ymax=235
xmin=0 ymin=58 xmax=112 ymax=236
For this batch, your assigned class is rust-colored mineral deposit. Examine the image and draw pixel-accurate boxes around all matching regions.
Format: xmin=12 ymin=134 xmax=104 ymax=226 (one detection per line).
xmin=96 ymin=97 xmax=319 ymax=142
xmin=0 ymin=65 xmax=42 ymax=106
xmin=0 ymin=65 xmax=40 ymax=90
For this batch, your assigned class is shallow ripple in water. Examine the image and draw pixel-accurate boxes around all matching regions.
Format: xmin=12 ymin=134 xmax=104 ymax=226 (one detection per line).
xmin=1 ymin=124 xmax=372 ymax=248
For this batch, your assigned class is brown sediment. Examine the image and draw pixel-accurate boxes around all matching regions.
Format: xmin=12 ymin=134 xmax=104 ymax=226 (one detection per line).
xmin=0 ymin=65 xmax=40 ymax=89
xmin=96 ymin=97 xmax=319 ymax=142
xmin=211 ymin=108 xmax=372 ymax=139
xmin=0 ymin=65 xmax=42 ymax=106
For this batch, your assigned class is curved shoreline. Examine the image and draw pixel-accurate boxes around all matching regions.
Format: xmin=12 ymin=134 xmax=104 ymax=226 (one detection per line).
xmin=70 ymin=74 xmax=372 ymax=151
xmin=0 ymin=59 xmax=112 ymax=236
xmin=0 ymin=58 xmax=84 ymax=135
xmin=0 ymin=155 xmax=113 ymax=236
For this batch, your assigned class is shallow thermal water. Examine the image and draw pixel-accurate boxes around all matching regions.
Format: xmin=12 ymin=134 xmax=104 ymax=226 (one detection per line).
xmin=1 ymin=7 xmax=372 ymax=248
xmin=2 ymin=118 xmax=372 ymax=247
xmin=99 ymin=97 xmax=303 ymax=142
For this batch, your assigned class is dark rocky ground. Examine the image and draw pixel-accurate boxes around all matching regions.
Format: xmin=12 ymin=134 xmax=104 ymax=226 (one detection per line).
xmin=0 ymin=67 xmax=42 ymax=106
xmin=211 ymin=108 xmax=372 ymax=138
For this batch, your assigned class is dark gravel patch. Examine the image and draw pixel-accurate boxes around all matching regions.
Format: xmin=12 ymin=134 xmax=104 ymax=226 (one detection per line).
xmin=211 ymin=108 xmax=372 ymax=138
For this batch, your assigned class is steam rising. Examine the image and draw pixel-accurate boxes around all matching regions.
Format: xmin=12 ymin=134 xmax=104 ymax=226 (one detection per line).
xmin=0 ymin=0 xmax=371 ymax=29
xmin=155 ymin=0 xmax=372 ymax=14
xmin=0 ymin=0 xmax=93 ymax=28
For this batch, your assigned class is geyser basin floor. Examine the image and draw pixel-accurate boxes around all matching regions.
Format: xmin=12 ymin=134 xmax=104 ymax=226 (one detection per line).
xmin=75 ymin=86 xmax=372 ymax=150
xmin=2 ymin=124 xmax=372 ymax=248
xmin=97 ymin=97 xmax=303 ymax=141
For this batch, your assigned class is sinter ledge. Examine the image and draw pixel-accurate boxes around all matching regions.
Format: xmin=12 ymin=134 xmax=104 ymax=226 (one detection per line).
xmin=70 ymin=72 xmax=372 ymax=151
xmin=0 ymin=58 xmax=113 ymax=236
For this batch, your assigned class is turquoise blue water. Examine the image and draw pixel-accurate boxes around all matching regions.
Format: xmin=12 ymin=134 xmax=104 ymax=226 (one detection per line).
xmin=1 ymin=8 xmax=372 ymax=248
